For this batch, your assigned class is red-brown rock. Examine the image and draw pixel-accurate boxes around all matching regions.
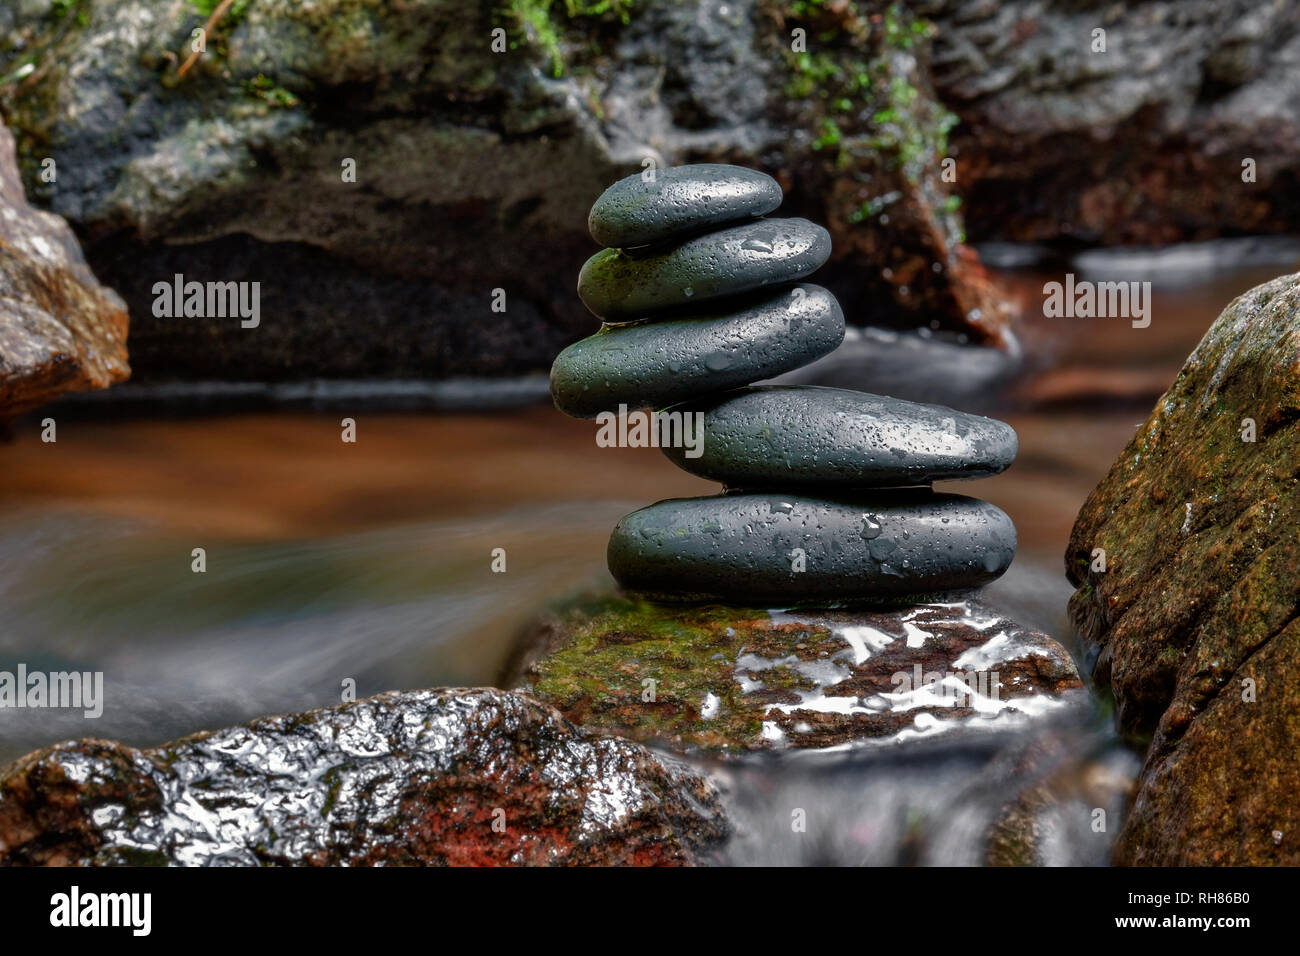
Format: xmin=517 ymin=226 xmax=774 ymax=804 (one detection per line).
xmin=0 ymin=688 xmax=726 ymax=866
xmin=0 ymin=126 xmax=128 ymax=424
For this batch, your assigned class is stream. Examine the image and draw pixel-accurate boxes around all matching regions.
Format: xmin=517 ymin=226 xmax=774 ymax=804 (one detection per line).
xmin=2 ymin=238 xmax=1296 ymax=864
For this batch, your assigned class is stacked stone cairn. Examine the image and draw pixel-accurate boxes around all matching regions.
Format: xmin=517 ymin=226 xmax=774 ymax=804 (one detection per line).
xmin=551 ymin=164 xmax=1018 ymax=604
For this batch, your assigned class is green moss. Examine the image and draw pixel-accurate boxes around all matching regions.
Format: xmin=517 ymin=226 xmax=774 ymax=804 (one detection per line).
xmin=321 ymin=767 xmax=343 ymax=817
xmin=785 ymin=50 xmax=841 ymax=98
xmin=244 ymin=72 xmax=300 ymax=108
xmin=50 ymin=0 xmax=90 ymax=26
xmin=811 ymin=117 xmax=842 ymax=151
xmin=849 ymin=188 xmax=900 ymax=223
xmin=881 ymin=1 xmax=932 ymax=50
xmin=192 ymin=0 xmax=253 ymax=24
xmin=524 ymin=594 xmax=842 ymax=749
xmin=752 ymin=663 xmax=818 ymax=693
xmin=773 ymin=0 xmax=960 ymax=189
xmin=499 ymin=0 xmax=635 ymax=78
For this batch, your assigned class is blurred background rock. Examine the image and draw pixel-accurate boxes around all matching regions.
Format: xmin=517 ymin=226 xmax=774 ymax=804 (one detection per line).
xmin=4 ymin=0 xmax=1295 ymax=401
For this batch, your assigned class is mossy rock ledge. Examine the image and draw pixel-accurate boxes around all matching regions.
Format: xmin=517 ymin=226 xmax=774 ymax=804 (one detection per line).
xmin=1067 ymin=271 xmax=1300 ymax=865
xmin=505 ymin=592 xmax=1085 ymax=753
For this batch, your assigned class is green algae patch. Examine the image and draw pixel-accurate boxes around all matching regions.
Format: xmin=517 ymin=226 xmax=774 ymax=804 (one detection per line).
xmin=497 ymin=0 xmax=635 ymax=78
xmin=507 ymin=593 xmax=841 ymax=751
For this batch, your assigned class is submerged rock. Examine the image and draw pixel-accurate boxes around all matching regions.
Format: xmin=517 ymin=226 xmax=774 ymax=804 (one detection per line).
xmin=0 ymin=126 xmax=128 ymax=424
xmin=506 ymin=593 xmax=1084 ymax=753
xmin=1067 ymin=271 xmax=1300 ymax=865
xmin=981 ymin=732 xmax=1140 ymax=867
xmin=0 ymin=688 xmax=726 ymax=866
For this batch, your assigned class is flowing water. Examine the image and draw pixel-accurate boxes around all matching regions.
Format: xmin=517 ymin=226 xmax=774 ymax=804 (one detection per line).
xmin=1 ymin=239 xmax=1295 ymax=863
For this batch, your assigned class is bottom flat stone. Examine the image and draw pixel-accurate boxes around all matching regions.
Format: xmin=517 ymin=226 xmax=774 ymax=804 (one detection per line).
xmin=607 ymin=490 xmax=1016 ymax=603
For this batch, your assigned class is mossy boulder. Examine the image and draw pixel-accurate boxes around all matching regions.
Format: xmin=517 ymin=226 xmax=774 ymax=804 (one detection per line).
xmin=505 ymin=592 xmax=1084 ymax=752
xmin=1067 ymin=271 xmax=1300 ymax=865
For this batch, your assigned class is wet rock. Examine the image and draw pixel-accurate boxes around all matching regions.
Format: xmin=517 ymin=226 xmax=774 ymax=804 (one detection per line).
xmin=550 ymin=285 xmax=844 ymax=418
xmin=1066 ymin=271 xmax=1300 ymax=865
xmin=563 ymin=163 xmax=1021 ymax=603
xmin=0 ymin=687 xmax=727 ymax=866
xmin=663 ymin=385 xmax=1018 ymax=486
xmin=928 ymin=0 xmax=1300 ymax=246
xmin=608 ymin=491 xmax=1017 ymax=603
xmin=0 ymin=126 xmax=128 ymax=424
xmin=589 ymin=164 xmax=782 ymax=249
xmin=578 ymin=218 xmax=831 ymax=322
xmin=982 ymin=734 xmax=1139 ymax=867
xmin=763 ymin=2 xmax=1014 ymax=347
xmin=506 ymin=593 xmax=1085 ymax=752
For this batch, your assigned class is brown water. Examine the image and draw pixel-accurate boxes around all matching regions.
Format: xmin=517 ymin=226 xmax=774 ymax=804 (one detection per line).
xmin=0 ymin=240 xmax=1294 ymax=863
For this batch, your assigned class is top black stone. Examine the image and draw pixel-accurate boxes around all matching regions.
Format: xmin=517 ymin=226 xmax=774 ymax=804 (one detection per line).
xmin=588 ymin=164 xmax=783 ymax=249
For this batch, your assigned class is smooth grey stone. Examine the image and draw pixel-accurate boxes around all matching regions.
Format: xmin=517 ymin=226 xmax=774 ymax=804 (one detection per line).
xmin=577 ymin=218 xmax=831 ymax=323
xmin=607 ymin=490 xmax=1017 ymax=603
xmin=549 ymin=285 xmax=845 ymax=419
xmin=588 ymin=164 xmax=783 ymax=249
xmin=662 ymin=385 xmax=1018 ymax=486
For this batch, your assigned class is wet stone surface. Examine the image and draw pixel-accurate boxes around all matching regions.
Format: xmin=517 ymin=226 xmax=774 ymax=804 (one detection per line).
xmin=0 ymin=126 xmax=129 ymax=424
xmin=550 ymin=285 xmax=844 ymax=418
xmin=577 ymin=218 xmax=832 ymax=322
xmin=0 ymin=688 xmax=727 ymax=866
xmin=608 ymin=491 xmax=1017 ymax=603
xmin=1068 ymin=270 xmax=1300 ymax=865
xmin=588 ymin=164 xmax=783 ymax=250
xmin=507 ymin=593 xmax=1085 ymax=753
xmin=662 ymin=385 xmax=1018 ymax=487
xmin=562 ymin=162 xmax=1020 ymax=605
